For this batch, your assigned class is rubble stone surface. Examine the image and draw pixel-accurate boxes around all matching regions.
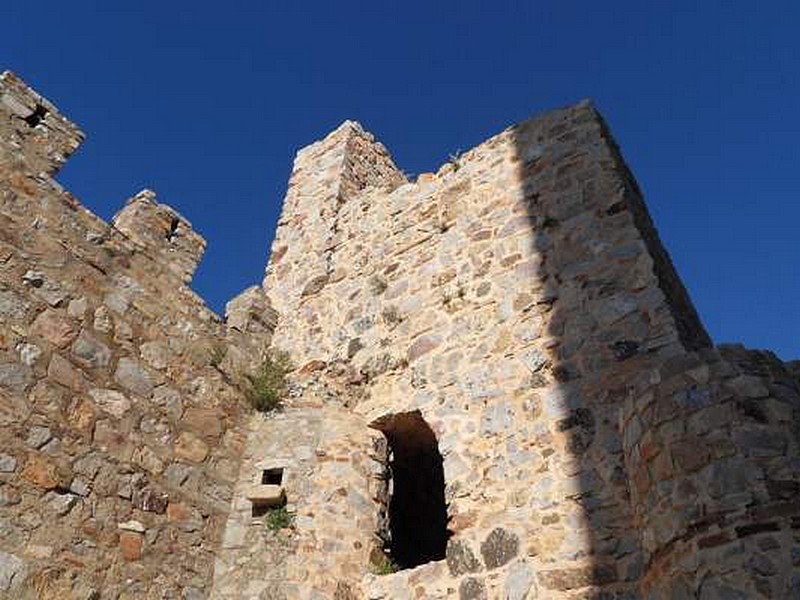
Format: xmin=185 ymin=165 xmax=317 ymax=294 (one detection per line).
xmin=1 ymin=70 xmax=798 ymax=599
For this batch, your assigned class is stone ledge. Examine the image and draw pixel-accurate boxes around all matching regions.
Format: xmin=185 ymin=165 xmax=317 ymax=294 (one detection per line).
xmin=245 ymin=484 xmax=285 ymax=507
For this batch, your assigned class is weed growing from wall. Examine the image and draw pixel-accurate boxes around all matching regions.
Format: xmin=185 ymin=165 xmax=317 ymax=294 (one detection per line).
xmin=244 ymin=349 xmax=292 ymax=413
xmin=264 ymin=505 xmax=294 ymax=531
xmin=371 ymin=554 xmax=400 ymax=575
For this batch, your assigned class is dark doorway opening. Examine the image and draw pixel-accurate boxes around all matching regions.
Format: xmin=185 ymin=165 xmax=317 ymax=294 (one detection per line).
xmin=371 ymin=410 xmax=451 ymax=569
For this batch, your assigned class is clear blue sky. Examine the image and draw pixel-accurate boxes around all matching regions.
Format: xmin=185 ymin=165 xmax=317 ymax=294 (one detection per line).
xmin=4 ymin=2 xmax=798 ymax=359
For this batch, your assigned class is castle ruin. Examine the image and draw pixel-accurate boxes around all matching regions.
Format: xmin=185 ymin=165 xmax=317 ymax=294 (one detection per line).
xmin=0 ymin=71 xmax=798 ymax=599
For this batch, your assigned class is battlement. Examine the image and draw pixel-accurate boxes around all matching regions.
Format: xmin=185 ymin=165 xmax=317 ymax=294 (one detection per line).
xmin=112 ymin=189 xmax=207 ymax=284
xmin=291 ymin=119 xmax=406 ymax=203
xmin=0 ymin=71 xmax=84 ymax=175
xmin=264 ymin=118 xmax=407 ymax=314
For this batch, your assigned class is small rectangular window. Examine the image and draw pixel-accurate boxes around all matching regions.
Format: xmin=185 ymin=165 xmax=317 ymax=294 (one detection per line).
xmin=262 ymin=468 xmax=284 ymax=486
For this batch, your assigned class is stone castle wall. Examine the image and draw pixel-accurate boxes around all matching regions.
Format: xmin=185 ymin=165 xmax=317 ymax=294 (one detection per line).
xmin=621 ymin=344 xmax=800 ymax=598
xmin=211 ymin=390 xmax=386 ymax=599
xmin=241 ymin=99 xmax=798 ymax=598
xmin=1 ymin=70 xmax=798 ymax=599
xmin=0 ymin=71 xmax=271 ymax=599
xmin=250 ymin=100 xmax=681 ymax=598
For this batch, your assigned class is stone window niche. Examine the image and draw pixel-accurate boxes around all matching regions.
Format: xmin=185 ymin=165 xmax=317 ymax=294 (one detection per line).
xmin=370 ymin=410 xmax=451 ymax=569
xmin=247 ymin=462 xmax=287 ymax=518
xmin=261 ymin=467 xmax=284 ymax=486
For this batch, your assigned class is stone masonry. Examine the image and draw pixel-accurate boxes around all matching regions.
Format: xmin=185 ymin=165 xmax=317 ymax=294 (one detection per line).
xmin=1 ymin=71 xmax=798 ymax=599
xmin=0 ymin=71 xmax=273 ymax=599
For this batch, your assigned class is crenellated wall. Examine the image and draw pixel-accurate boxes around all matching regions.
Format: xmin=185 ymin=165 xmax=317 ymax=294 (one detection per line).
xmin=112 ymin=189 xmax=207 ymax=284
xmin=0 ymin=71 xmax=271 ymax=599
xmin=1 ymin=69 xmax=798 ymax=599
xmin=0 ymin=71 xmax=83 ymax=177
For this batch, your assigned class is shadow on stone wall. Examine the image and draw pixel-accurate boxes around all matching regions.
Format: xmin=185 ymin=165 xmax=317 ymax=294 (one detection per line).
xmin=508 ymin=101 xmax=711 ymax=597
xmin=507 ymin=99 xmax=800 ymax=599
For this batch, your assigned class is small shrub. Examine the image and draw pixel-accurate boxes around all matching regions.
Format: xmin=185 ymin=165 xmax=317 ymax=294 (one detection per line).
xmin=264 ymin=505 xmax=294 ymax=531
xmin=372 ymin=554 xmax=400 ymax=575
xmin=244 ymin=349 xmax=292 ymax=413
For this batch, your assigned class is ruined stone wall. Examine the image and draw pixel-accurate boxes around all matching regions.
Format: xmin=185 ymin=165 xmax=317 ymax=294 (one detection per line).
xmin=0 ymin=72 xmax=270 ymax=599
xmin=253 ymin=100 xmax=800 ymax=599
xmin=261 ymin=102 xmax=670 ymax=598
xmin=2 ymin=69 xmax=798 ymax=599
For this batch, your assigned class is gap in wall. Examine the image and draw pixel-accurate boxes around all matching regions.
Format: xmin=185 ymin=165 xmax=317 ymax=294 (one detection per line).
xmin=370 ymin=410 xmax=452 ymax=569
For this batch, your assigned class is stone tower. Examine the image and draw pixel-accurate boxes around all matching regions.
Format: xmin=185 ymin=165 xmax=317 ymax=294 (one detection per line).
xmin=1 ymin=71 xmax=798 ymax=599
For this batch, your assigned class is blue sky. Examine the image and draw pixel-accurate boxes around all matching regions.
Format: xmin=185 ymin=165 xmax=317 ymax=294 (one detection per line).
xmin=4 ymin=2 xmax=798 ymax=359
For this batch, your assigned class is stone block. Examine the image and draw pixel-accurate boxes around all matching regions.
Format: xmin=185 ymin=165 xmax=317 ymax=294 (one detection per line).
xmin=20 ymin=454 xmax=62 ymax=490
xmin=182 ymin=407 xmax=223 ymax=441
xmin=0 ymin=454 xmax=17 ymax=473
xmin=31 ymin=309 xmax=77 ymax=348
xmin=89 ymin=388 xmax=131 ymax=419
xmin=25 ymin=426 xmax=52 ymax=449
xmin=0 ymin=550 xmax=25 ymax=592
xmin=17 ymin=343 xmax=42 ymax=366
xmin=480 ymin=528 xmax=519 ymax=570
xmin=114 ymin=357 xmax=154 ymax=398
xmin=0 ymin=362 xmax=31 ymax=392
xmin=245 ymin=484 xmax=285 ymax=508
xmin=47 ymin=354 xmax=85 ymax=391
xmin=119 ymin=530 xmax=143 ymax=561
xmin=446 ymin=539 xmax=481 ymax=576
xmin=71 ymin=330 xmax=111 ymax=368
xmin=174 ymin=432 xmax=209 ymax=463
xmin=505 ymin=559 xmax=537 ymax=600
xmin=459 ymin=577 xmax=487 ymax=600
xmin=140 ymin=340 xmax=170 ymax=370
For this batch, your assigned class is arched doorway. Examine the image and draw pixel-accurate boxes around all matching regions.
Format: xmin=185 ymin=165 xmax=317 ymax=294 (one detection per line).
xmin=370 ymin=410 xmax=451 ymax=569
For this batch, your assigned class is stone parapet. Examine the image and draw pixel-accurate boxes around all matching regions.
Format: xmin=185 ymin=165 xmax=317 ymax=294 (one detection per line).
xmin=0 ymin=71 xmax=249 ymax=598
xmin=112 ymin=189 xmax=207 ymax=284
xmin=0 ymin=71 xmax=84 ymax=176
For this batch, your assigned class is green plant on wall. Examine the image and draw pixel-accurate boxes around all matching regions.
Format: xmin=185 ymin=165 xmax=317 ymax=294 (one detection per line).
xmin=372 ymin=554 xmax=400 ymax=575
xmin=244 ymin=349 xmax=293 ymax=413
xmin=264 ymin=505 xmax=294 ymax=531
